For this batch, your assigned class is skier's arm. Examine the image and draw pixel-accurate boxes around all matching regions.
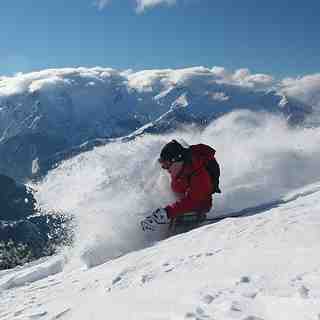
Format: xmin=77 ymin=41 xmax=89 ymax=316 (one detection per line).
xmin=165 ymin=169 xmax=212 ymax=218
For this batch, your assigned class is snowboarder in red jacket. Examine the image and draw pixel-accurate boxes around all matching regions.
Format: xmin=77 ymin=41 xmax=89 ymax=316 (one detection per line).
xmin=141 ymin=140 xmax=220 ymax=232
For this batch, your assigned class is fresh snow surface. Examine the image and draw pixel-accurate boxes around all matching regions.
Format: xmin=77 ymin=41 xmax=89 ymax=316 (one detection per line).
xmin=1 ymin=183 xmax=320 ymax=319
xmin=1 ymin=110 xmax=320 ymax=319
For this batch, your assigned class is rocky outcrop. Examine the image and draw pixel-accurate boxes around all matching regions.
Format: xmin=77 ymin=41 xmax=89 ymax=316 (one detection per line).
xmin=0 ymin=174 xmax=36 ymax=220
xmin=0 ymin=174 xmax=73 ymax=267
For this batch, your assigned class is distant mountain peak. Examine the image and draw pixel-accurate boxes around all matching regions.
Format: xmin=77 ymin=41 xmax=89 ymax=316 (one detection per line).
xmin=0 ymin=67 xmax=314 ymax=181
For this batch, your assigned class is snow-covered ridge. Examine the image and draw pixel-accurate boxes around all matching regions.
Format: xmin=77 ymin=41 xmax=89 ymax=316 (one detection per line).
xmin=1 ymin=66 xmax=319 ymax=105
xmin=0 ymin=66 xmax=315 ymax=181
xmin=0 ymin=66 xmax=272 ymax=98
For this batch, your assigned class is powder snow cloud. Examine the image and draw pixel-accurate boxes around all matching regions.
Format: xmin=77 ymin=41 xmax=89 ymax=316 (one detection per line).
xmin=35 ymin=109 xmax=320 ymax=267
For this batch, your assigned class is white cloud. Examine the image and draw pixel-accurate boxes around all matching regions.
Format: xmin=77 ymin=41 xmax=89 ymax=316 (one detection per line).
xmin=281 ymin=74 xmax=320 ymax=108
xmin=127 ymin=66 xmax=214 ymax=93
xmin=210 ymin=66 xmax=274 ymax=89
xmin=233 ymin=68 xmax=251 ymax=81
xmin=94 ymin=0 xmax=111 ymax=10
xmin=125 ymin=66 xmax=275 ymax=97
xmin=211 ymin=66 xmax=229 ymax=78
xmin=230 ymin=68 xmax=274 ymax=88
xmin=135 ymin=0 xmax=177 ymax=13
xmin=0 ymin=67 xmax=121 ymax=98
xmin=28 ymin=76 xmax=71 ymax=93
xmin=94 ymin=0 xmax=180 ymax=13
xmin=3 ymin=66 xmax=320 ymax=111
xmin=93 ymin=0 xmax=177 ymax=12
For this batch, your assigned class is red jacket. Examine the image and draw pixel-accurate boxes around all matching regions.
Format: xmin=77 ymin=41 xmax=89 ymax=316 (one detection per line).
xmin=165 ymin=144 xmax=215 ymax=218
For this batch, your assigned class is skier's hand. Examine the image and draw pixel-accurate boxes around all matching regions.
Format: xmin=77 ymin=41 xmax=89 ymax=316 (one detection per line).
xmin=141 ymin=208 xmax=169 ymax=231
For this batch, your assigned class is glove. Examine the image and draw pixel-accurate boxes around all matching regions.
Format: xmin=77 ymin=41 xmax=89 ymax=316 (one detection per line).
xmin=141 ymin=208 xmax=170 ymax=231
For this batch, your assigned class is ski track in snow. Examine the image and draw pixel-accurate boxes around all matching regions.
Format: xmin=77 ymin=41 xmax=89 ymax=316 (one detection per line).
xmin=1 ymin=182 xmax=320 ymax=319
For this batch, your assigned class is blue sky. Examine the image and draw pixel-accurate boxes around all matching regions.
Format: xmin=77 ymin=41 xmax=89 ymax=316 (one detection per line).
xmin=0 ymin=0 xmax=319 ymax=78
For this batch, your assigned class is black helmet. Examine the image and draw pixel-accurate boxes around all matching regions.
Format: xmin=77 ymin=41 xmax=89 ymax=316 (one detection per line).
xmin=159 ymin=140 xmax=186 ymax=163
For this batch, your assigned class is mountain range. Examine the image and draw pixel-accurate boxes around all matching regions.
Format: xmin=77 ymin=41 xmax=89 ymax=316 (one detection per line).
xmin=0 ymin=67 xmax=313 ymax=181
xmin=1 ymin=67 xmax=320 ymax=319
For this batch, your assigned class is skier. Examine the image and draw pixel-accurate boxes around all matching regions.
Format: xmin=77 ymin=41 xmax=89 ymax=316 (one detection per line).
xmin=141 ymin=140 xmax=221 ymax=233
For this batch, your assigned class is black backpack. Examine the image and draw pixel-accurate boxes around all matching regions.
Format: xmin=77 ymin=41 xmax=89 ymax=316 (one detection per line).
xmin=206 ymin=158 xmax=221 ymax=194
xmin=189 ymin=144 xmax=221 ymax=194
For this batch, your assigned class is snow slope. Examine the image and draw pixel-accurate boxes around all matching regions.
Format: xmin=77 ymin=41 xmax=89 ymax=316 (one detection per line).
xmin=1 ymin=110 xmax=320 ymax=319
xmin=1 ymin=182 xmax=320 ymax=320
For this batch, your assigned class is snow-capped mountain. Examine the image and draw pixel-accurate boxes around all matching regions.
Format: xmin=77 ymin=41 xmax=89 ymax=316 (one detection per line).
xmin=1 ymin=113 xmax=320 ymax=319
xmin=0 ymin=67 xmax=313 ymax=181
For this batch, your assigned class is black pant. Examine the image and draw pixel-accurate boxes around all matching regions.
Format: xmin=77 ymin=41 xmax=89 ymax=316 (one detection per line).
xmin=168 ymin=212 xmax=207 ymax=235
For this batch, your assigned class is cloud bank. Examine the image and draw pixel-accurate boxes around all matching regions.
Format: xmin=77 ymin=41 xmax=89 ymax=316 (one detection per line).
xmin=0 ymin=67 xmax=122 ymax=98
xmin=1 ymin=66 xmax=319 ymax=111
xmin=126 ymin=66 xmax=275 ymax=94
xmin=281 ymin=74 xmax=320 ymax=108
xmin=211 ymin=67 xmax=275 ymax=89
